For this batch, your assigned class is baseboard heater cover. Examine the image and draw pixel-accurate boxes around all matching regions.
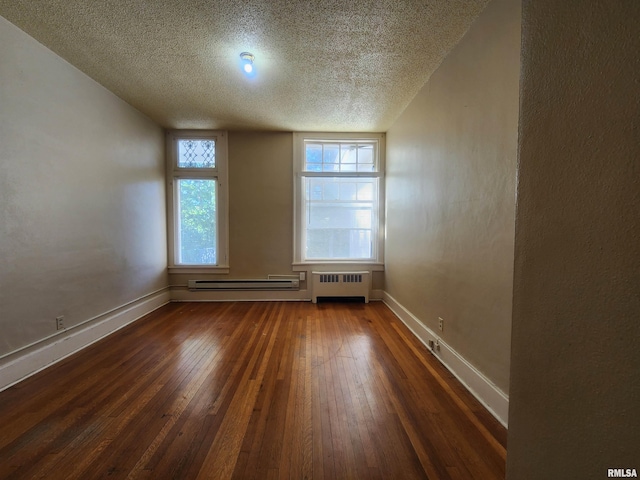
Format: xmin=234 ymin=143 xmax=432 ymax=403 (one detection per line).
xmin=188 ymin=279 xmax=299 ymax=291
xmin=311 ymin=271 xmax=371 ymax=303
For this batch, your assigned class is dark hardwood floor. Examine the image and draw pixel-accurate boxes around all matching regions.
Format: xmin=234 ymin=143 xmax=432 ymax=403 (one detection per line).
xmin=0 ymin=301 xmax=506 ymax=479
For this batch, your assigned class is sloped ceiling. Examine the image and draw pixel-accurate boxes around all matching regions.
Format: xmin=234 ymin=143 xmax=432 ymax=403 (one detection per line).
xmin=0 ymin=0 xmax=490 ymax=131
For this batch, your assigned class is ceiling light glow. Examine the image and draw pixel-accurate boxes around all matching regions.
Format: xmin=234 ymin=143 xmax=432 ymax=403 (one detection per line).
xmin=240 ymin=52 xmax=255 ymax=76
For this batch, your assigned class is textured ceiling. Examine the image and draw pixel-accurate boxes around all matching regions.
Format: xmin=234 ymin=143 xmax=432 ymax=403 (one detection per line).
xmin=0 ymin=0 xmax=490 ymax=132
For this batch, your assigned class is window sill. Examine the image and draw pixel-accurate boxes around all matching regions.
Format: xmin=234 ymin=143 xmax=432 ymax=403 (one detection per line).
xmin=292 ymin=262 xmax=384 ymax=272
xmin=168 ymin=265 xmax=230 ymax=275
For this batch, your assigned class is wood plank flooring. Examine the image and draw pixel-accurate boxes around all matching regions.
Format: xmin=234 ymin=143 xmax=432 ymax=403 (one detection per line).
xmin=0 ymin=301 xmax=506 ymax=479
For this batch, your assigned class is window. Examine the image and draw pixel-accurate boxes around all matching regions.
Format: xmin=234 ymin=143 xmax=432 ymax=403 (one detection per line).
xmin=167 ymin=131 xmax=228 ymax=272
xmin=293 ymin=132 xmax=385 ymax=266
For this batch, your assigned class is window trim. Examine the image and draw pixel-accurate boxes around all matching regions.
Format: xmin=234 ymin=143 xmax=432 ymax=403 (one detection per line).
xmin=166 ymin=130 xmax=229 ymax=273
xmin=293 ymin=132 xmax=385 ymax=267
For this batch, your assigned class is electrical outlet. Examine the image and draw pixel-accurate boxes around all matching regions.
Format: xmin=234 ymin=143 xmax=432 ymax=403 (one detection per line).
xmin=438 ymin=317 xmax=444 ymax=332
xmin=434 ymin=339 xmax=441 ymax=352
xmin=299 ymin=271 xmax=306 ymax=281
xmin=56 ymin=316 xmax=65 ymax=330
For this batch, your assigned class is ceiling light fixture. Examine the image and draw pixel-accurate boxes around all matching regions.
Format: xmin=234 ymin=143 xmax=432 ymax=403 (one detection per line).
xmin=240 ymin=52 xmax=255 ymax=74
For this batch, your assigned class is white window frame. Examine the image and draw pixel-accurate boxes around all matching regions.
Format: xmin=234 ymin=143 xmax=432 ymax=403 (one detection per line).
xmin=293 ymin=132 xmax=385 ymax=271
xmin=167 ymin=130 xmax=229 ymax=273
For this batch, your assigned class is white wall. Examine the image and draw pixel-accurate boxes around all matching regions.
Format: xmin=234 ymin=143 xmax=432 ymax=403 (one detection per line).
xmin=0 ymin=16 xmax=168 ymax=376
xmin=384 ymin=0 xmax=520 ymax=402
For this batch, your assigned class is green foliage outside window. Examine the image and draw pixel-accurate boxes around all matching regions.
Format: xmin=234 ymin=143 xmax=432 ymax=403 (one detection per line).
xmin=179 ymin=179 xmax=217 ymax=264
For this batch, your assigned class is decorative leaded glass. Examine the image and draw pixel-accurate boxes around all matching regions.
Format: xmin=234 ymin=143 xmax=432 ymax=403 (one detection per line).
xmin=178 ymin=139 xmax=216 ymax=168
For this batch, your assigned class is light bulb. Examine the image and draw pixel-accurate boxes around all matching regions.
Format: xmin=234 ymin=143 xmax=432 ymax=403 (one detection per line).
xmin=239 ymin=52 xmax=255 ymax=76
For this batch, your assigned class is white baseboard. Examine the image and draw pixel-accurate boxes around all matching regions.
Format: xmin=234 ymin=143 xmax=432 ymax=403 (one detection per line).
xmin=0 ymin=288 xmax=171 ymax=392
xmin=382 ymin=291 xmax=509 ymax=427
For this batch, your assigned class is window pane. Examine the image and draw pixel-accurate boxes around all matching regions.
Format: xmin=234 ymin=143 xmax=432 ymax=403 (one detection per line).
xmin=339 ymin=182 xmax=356 ymax=200
xmin=358 ymin=144 xmax=374 ymax=164
xmin=339 ymin=144 xmax=357 ymax=172
xmin=356 ymin=144 xmax=374 ymax=172
xmin=306 ymin=144 xmax=322 ymax=165
xmin=306 ymin=229 xmax=372 ymax=259
xmin=323 ymin=144 xmax=339 ymax=164
xmin=307 ymin=179 xmax=324 ymax=200
xmin=303 ymin=140 xmax=378 ymax=172
xmin=322 ymin=162 xmax=340 ymax=172
xmin=324 ymin=182 xmax=339 ymax=200
xmin=304 ymin=177 xmax=376 ymax=260
xmin=357 ymin=182 xmax=373 ymax=200
xmin=356 ymin=163 xmax=375 ymax=172
xmin=177 ymin=139 xmax=216 ymax=168
xmin=340 ymin=144 xmax=357 ymax=163
xmin=177 ymin=179 xmax=217 ymax=264
xmin=322 ymin=144 xmax=339 ymax=172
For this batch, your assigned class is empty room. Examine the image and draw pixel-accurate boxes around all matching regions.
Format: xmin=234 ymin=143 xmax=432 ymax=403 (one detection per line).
xmin=0 ymin=0 xmax=638 ymax=479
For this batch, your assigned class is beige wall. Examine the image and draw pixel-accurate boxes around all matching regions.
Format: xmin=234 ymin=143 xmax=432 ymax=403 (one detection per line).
xmin=228 ymin=132 xmax=294 ymax=276
xmin=0 ymin=16 xmax=167 ymax=358
xmin=384 ymin=0 xmax=520 ymax=394
xmin=168 ymin=130 xmax=386 ymax=296
xmin=507 ymin=1 xmax=640 ymax=478
xmin=169 ymin=131 xmax=299 ymax=288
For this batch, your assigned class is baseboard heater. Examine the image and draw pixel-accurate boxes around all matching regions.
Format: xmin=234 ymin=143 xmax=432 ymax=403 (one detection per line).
xmin=311 ymin=271 xmax=370 ymax=303
xmin=188 ymin=279 xmax=299 ymax=291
